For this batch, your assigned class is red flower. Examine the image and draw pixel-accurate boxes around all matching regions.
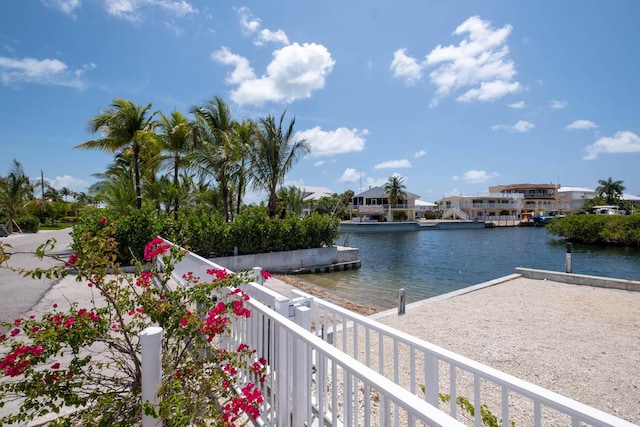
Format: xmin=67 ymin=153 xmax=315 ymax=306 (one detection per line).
xmin=179 ymin=317 xmax=187 ymax=327
xmin=260 ymin=270 xmax=272 ymax=280
xmin=10 ymin=328 xmax=20 ymax=337
xmin=51 ymin=362 xmax=60 ymax=370
xmin=143 ymin=237 xmax=170 ymax=261
xmin=99 ymin=216 xmax=107 ymax=224
xmin=65 ymin=253 xmax=78 ymax=266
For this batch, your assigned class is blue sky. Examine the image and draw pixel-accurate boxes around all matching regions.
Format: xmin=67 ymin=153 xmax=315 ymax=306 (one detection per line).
xmin=1 ymin=1 xmax=639 ymax=203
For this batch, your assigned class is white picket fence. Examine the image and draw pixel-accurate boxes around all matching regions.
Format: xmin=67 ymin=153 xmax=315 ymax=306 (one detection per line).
xmin=153 ymin=240 xmax=635 ymax=427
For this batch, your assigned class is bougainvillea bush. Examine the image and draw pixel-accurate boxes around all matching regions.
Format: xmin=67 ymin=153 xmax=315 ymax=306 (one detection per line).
xmin=0 ymin=218 xmax=266 ymax=426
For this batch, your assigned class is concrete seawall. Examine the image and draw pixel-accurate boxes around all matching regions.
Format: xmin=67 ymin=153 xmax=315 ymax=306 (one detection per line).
xmin=211 ymin=245 xmax=360 ymax=274
xmin=515 ymin=267 xmax=640 ymax=292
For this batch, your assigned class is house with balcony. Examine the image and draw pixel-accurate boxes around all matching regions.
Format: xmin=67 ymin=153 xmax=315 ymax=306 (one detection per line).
xmin=439 ymin=193 xmax=524 ymax=221
xmin=489 ymin=183 xmax=561 ymax=216
xmin=350 ymin=186 xmax=422 ymax=221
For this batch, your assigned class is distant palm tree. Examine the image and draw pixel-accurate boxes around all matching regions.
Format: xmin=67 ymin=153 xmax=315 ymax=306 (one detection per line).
xmin=384 ymin=176 xmax=407 ymax=206
xmin=76 ymin=99 xmax=158 ymax=209
xmin=60 ymin=187 xmax=71 ymax=202
xmin=277 ymin=186 xmax=305 ymax=218
xmin=250 ymin=112 xmax=310 ymax=218
xmin=596 ymin=177 xmax=625 ymax=205
xmin=231 ymin=119 xmax=255 ymax=215
xmin=0 ymin=159 xmax=33 ymax=232
xmin=157 ymin=109 xmax=195 ymax=219
xmin=191 ymin=97 xmax=238 ymax=221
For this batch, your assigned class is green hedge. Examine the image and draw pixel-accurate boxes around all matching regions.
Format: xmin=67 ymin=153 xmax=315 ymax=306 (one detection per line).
xmin=71 ymin=206 xmax=341 ymax=262
xmin=546 ymin=214 xmax=640 ymax=247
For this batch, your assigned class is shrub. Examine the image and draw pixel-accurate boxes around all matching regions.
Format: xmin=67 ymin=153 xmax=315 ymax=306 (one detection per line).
xmin=0 ymin=220 xmax=266 ymax=426
xmin=15 ymin=214 xmax=40 ymax=233
xmin=546 ymin=214 xmax=640 ymax=247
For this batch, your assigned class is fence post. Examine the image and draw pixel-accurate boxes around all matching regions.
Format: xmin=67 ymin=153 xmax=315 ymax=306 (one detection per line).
xmin=252 ymin=266 xmax=264 ymax=285
xmin=398 ymin=288 xmax=406 ymax=315
xmin=140 ymin=326 xmax=163 ymax=427
xmin=565 ymin=243 xmax=572 ymax=273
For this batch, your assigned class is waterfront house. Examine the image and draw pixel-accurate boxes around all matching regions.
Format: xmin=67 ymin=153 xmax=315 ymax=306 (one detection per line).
xmin=296 ymin=185 xmax=334 ymax=216
xmin=489 ymin=183 xmax=561 ymax=216
xmin=557 ymin=186 xmax=596 ymax=213
xmin=350 ymin=186 xmax=421 ymax=221
xmin=439 ymin=193 xmax=524 ymax=221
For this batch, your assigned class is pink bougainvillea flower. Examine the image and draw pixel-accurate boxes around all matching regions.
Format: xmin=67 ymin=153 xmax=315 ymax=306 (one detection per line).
xmin=260 ymin=270 xmax=272 ymax=280
xmin=143 ymin=237 xmax=170 ymax=261
xmin=51 ymin=362 xmax=60 ymax=370
xmin=99 ymin=216 xmax=107 ymax=224
xmin=179 ymin=317 xmax=188 ymax=327
xmin=10 ymin=328 xmax=20 ymax=337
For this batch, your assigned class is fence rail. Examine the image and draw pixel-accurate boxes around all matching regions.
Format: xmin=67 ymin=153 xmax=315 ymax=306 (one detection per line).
xmin=292 ymin=289 xmax=635 ymax=427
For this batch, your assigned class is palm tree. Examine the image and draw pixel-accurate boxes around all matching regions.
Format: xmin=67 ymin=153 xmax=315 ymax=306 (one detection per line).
xmin=277 ymin=186 xmax=305 ymax=218
xmin=596 ymin=177 xmax=625 ymax=205
xmin=0 ymin=159 xmax=33 ymax=232
xmin=76 ymin=99 xmax=158 ymax=209
xmin=384 ymin=176 xmax=407 ymax=222
xmin=157 ymin=109 xmax=195 ymax=219
xmin=191 ymin=97 xmax=238 ymax=222
xmin=384 ymin=176 xmax=407 ymax=206
xmin=60 ymin=187 xmax=71 ymax=202
xmin=231 ymin=119 xmax=254 ymax=215
xmin=250 ymin=111 xmax=310 ymax=218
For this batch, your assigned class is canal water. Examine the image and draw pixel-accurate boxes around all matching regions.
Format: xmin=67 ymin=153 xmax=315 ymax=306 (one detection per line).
xmin=298 ymin=227 xmax=640 ymax=310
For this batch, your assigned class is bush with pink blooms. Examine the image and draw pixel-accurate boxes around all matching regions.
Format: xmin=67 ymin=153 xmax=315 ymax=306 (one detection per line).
xmin=0 ymin=218 xmax=266 ymax=426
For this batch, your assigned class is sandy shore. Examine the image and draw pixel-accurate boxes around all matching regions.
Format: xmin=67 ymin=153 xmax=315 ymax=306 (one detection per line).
xmin=268 ymin=274 xmax=640 ymax=425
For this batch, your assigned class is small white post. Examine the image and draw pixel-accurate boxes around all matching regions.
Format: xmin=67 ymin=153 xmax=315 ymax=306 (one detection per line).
xmin=252 ymin=266 xmax=264 ymax=285
xmin=140 ymin=326 xmax=163 ymax=427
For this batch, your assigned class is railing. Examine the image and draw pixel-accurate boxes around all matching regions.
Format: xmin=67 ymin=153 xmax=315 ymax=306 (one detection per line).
xmin=293 ymin=289 xmax=635 ymax=427
xmin=441 ymin=207 xmax=469 ymax=220
xmin=161 ymin=240 xmax=464 ymax=426
xmin=161 ymin=240 xmax=635 ymax=426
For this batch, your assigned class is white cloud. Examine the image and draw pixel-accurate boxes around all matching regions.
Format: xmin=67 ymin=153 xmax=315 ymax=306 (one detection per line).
xmin=314 ymin=160 xmax=325 ymax=167
xmin=339 ymin=168 xmax=365 ymax=183
xmin=390 ymin=49 xmax=422 ymax=86
xmin=424 ymin=16 xmax=520 ymax=106
xmin=49 ymin=175 xmax=88 ymax=191
xmin=583 ymin=131 xmax=640 ymax=160
xmin=374 ymin=159 xmax=412 ymax=169
xmin=452 ymin=169 xmax=500 ymax=184
xmin=365 ymin=176 xmax=388 ymax=188
xmin=104 ymin=0 xmax=196 ymax=21
xmin=491 ymin=120 xmax=534 ymax=133
xmin=566 ymin=119 xmax=597 ymax=130
xmin=508 ymin=100 xmax=526 ymax=109
xmin=0 ymin=56 xmax=92 ymax=88
xmin=238 ymin=7 xmax=289 ymax=46
xmin=414 ymin=150 xmax=427 ymax=158
xmin=550 ymin=99 xmax=568 ymax=109
xmin=211 ymin=47 xmax=256 ymax=84
xmin=217 ymin=43 xmax=335 ymax=106
xmin=42 ymin=0 xmax=81 ymax=16
xmin=295 ymin=126 xmax=367 ymax=157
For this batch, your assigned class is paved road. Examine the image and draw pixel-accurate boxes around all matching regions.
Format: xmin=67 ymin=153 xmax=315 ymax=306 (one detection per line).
xmin=0 ymin=228 xmax=73 ymax=330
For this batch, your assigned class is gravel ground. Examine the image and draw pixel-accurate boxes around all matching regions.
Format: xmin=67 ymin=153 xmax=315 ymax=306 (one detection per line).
xmin=270 ymin=275 xmax=640 ymax=426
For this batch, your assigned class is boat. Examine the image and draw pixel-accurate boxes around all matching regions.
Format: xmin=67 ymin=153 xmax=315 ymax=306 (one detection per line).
xmin=339 ymin=219 xmax=486 ymax=233
xmin=592 ymin=205 xmax=625 ymax=215
xmin=532 ymin=211 xmax=565 ymax=227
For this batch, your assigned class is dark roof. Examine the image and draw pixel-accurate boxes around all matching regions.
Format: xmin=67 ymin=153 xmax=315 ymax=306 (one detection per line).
xmin=353 ymin=186 xmax=420 ymax=199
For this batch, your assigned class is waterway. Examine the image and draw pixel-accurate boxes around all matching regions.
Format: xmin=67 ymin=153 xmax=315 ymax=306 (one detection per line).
xmin=298 ymin=227 xmax=640 ymax=310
